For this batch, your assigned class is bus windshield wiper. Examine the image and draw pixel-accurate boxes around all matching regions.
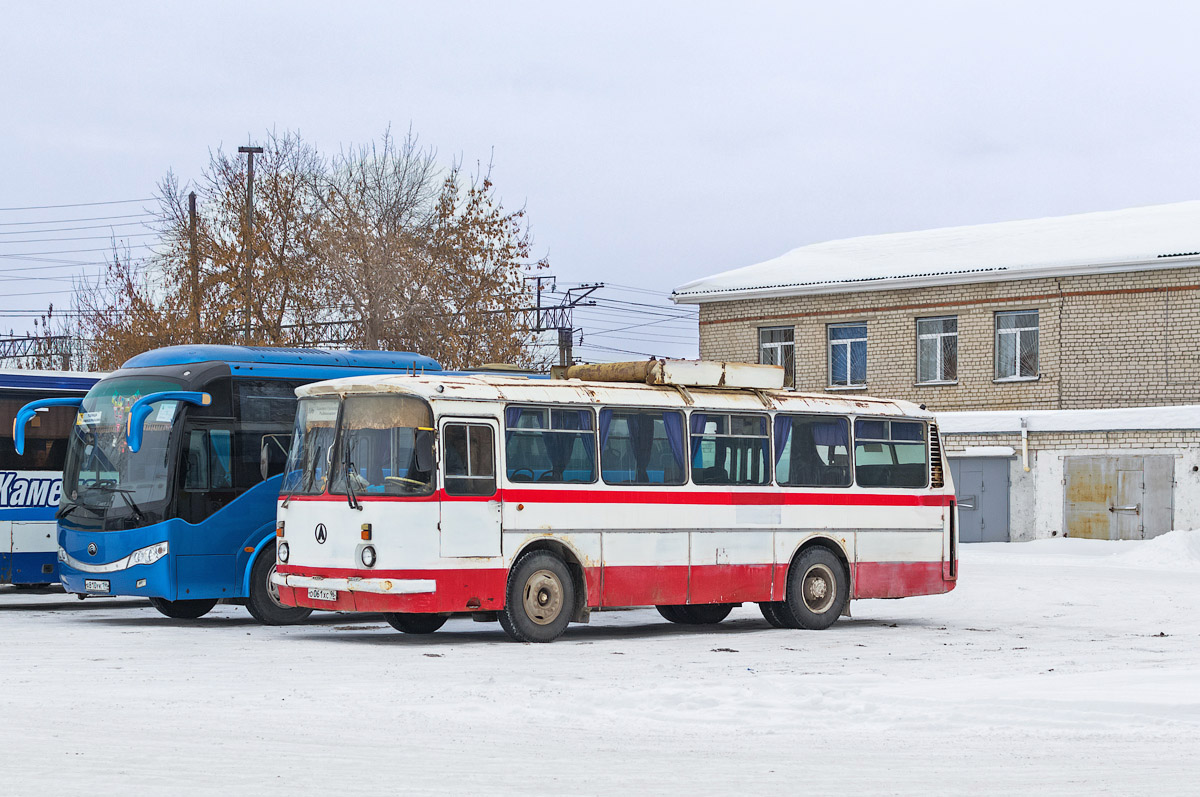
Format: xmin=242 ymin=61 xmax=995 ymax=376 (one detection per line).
xmin=96 ymin=485 xmax=146 ymax=523
xmin=345 ymin=455 xmax=363 ymax=512
xmin=55 ymin=503 xmax=80 ymax=520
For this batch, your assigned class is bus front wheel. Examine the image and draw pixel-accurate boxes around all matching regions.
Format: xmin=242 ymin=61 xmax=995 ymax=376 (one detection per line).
xmin=148 ymin=597 xmax=218 ymax=619
xmin=499 ymin=551 xmax=575 ymax=643
xmin=784 ymin=548 xmax=848 ymax=630
xmin=383 ymin=613 xmax=447 ymax=634
xmin=246 ymin=543 xmax=313 ymax=625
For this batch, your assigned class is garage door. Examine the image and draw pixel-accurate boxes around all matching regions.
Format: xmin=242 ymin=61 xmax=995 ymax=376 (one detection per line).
xmin=948 ymin=457 xmax=1010 ymax=543
xmin=1064 ymin=455 xmax=1174 ymax=540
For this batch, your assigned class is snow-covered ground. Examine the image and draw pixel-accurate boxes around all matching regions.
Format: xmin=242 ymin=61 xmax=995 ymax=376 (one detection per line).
xmin=3 ymin=534 xmax=1199 ymax=795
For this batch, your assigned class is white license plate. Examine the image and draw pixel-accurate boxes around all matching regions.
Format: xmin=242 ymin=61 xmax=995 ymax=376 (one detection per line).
xmin=84 ymin=579 xmax=110 ymax=593
xmin=307 ymin=587 xmax=338 ymax=602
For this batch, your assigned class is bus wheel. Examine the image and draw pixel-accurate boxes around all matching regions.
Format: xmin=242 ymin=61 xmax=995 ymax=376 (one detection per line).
xmin=383 ymin=613 xmax=448 ymax=634
xmin=246 ymin=545 xmax=313 ymax=626
xmin=784 ymin=548 xmax=847 ymax=630
xmin=148 ymin=597 xmax=218 ymax=619
xmin=759 ymin=601 xmax=794 ymax=628
xmin=499 ymin=551 xmax=575 ymax=643
xmin=656 ymin=605 xmax=688 ymax=624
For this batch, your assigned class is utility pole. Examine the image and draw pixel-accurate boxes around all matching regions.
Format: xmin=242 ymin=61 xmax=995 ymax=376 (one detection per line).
xmin=237 ymin=144 xmax=263 ymax=342
xmin=188 ymin=191 xmax=199 ymax=339
xmin=523 ymin=276 xmax=601 ymax=366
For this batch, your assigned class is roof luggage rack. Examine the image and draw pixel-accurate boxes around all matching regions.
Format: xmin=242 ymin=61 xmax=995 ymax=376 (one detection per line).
xmin=560 ymin=359 xmax=784 ymax=390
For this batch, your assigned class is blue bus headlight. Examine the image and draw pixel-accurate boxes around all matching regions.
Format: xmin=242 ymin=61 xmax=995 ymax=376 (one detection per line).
xmin=361 ymin=545 xmax=376 ymax=568
xmin=128 ymin=542 xmax=169 ymax=567
xmin=278 ymin=541 xmax=290 ymax=563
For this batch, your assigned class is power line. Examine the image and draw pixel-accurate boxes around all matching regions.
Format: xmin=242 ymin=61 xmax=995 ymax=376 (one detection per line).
xmin=0 ymin=197 xmax=156 ymax=211
xmin=0 ymin=212 xmax=157 ymax=227
xmin=0 ymin=231 xmax=160 ymax=244
xmin=0 ymin=242 xmax=157 ymax=258
xmin=0 ymin=221 xmax=157 ymax=235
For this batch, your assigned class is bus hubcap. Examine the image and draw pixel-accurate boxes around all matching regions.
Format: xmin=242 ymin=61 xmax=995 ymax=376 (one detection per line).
xmin=266 ymin=564 xmax=286 ymax=608
xmin=802 ymin=564 xmax=836 ymax=614
xmin=523 ymin=570 xmax=564 ymax=625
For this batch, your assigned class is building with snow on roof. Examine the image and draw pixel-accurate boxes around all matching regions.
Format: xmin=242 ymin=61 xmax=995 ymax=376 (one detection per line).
xmin=673 ymin=202 xmax=1200 ymax=543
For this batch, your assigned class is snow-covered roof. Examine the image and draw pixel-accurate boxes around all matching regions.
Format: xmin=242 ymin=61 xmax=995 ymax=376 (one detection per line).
xmin=937 ymin=405 xmax=1200 ymax=435
xmin=672 ymin=201 xmax=1200 ymax=303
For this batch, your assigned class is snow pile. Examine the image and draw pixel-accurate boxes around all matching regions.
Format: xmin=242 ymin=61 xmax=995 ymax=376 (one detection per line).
xmin=673 ymin=201 xmax=1200 ymax=301
xmin=937 ymin=404 xmax=1200 ymax=433
xmin=1109 ymin=529 xmax=1200 ymax=571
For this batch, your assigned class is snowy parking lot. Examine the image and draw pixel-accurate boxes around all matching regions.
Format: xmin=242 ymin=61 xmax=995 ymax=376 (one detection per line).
xmin=3 ymin=534 xmax=1199 ymax=796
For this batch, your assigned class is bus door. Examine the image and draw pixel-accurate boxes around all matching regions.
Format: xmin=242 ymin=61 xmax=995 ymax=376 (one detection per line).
xmin=439 ymin=419 xmax=502 ymax=558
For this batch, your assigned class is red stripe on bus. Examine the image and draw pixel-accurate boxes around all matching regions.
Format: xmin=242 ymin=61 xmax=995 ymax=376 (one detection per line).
xmin=283 ymin=489 xmax=952 ymax=507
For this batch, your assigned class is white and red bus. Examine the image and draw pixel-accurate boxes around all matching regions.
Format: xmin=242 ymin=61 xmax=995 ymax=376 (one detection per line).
xmin=272 ymin=360 xmax=957 ymax=642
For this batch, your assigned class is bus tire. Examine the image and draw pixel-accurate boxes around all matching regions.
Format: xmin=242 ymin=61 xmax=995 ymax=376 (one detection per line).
xmin=383 ymin=613 xmax=448 ymax=634
xmin=499 ymin=551 xmax=575 ymax=643
xmin=148 ymin=597 xmax=218 ymax=619
xmin=759 ymin=601 xmax=793 ymax=628
xmin=784 ymin=547 xmax=847 ymax=630
xmin=656 ymin=605 xmax=688 ymax=624
xmin=246 ymin=544 xmax=313 ymax=625
xmin=658 ymin=604 xmax=733 ymax=624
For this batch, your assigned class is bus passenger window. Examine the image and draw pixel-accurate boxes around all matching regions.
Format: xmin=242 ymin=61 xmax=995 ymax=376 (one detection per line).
xmin=775 ymin=415 xmax=851 ymax=487
xmin=504 ymin=406 xmax=596 ymax=483
xmin=599 ymin=409 xmax=686 ymax=485
xmin=853 ymin=419 xmax=928 ymax=488
xmin=444 ymin=424 xmax=496 ymax=496
xmin=689 ymin=413 xmax=769 ymax=486
xmin=183 ymin=429 xmax=233 ymax=490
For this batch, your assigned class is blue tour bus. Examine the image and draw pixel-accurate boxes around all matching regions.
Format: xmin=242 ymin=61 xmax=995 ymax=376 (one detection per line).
xmin=2 ymin=368 xmax=101 ymax=586
xmin=13 ymin=345 xmax=440 ymax=622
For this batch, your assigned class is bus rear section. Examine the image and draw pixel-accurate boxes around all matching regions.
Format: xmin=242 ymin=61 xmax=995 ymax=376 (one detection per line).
xmin=1 ymin=369 xmax=100 ymax=586
xmin=273 ymin=365 xmax=958 ymax=642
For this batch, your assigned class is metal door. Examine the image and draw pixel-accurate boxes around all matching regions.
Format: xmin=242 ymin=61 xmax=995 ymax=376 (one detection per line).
xmin=949 ymin=458 xmax=1010 ymax=543
xmin=439 ymin=419 xmax=502 ymax=558
xmin=1064 ymin=456 xmax=1174 ymax=540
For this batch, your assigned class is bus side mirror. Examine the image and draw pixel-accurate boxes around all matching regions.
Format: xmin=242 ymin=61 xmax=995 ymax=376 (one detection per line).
xmin=415 ymin=428 xmax=435 ymax=472
xmin=127 ymin=391 xmax=212 ymax=453
xmin=13 ymin=397 xmax=85 ymax=455
xmin=260 ymin=434 xmax=291 ymax=480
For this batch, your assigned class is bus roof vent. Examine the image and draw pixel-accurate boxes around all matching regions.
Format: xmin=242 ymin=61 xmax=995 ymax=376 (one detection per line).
xmin=562 ymin=360 xmax=785 ymax=390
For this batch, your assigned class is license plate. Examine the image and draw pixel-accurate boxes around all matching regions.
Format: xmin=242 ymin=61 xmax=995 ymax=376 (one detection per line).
xmin=84 ymin=579 xmax=110 ymax=593
xmin=307 ymin=587 xmax=338 ymax=602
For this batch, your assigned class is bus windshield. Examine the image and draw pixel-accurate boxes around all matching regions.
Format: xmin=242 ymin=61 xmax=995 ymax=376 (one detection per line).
xmin=282 ymin=398 xmax=340 ymax=496
xmin=331 ymin=395 xmax=435 ymax=496
xmin=60 ymin=376 xmax=183 ymax=520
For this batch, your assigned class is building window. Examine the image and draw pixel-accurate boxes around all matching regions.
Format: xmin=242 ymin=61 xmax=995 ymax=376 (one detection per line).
xmin=916 ymin=316 xmax=957 ymax=384
xmin=758 ymin=327 xmax=795 ymax=386
xmin=828 ymin=323 xmax=867 ymax=387
xmin=995 ymin=310 xmax=1039 ymax=380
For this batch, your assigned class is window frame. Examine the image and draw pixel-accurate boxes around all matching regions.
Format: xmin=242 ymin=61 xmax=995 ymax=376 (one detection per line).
xmin=758 ymin=326 xmax=795 ymax=388
xmin=851 ymin=416 xmax=930 ymax=490
xmin=502 ymin=404 xmax=599 ymax=486
xmin=598 ymin=406 xmax=689 ymax=487
xmin=994 ymin=310 xmax=1040 ymax=382
xmin=827 ymin=322 xmax=868 ymax=389
xmin=688 ymin=410 xmax=772 ymax=487
xmin=772 ymin=412 xmax=853 ymax=489
xmin=915 ymin=315 xmax=958 ymax=385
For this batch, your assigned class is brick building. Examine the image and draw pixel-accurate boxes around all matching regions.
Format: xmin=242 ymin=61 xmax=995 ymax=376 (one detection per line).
xmin=673 ymin=202 xmax=1200 ymax=542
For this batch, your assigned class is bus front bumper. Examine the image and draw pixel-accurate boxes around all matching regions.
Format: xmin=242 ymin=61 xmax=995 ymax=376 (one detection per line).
xmin=57 ymin=546 xmax=173 ymax=599
xmin=270 ymin=572 xmax=436 ymax=595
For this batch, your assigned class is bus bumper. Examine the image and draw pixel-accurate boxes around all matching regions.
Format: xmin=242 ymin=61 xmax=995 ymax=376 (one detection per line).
xmin=272 ymin=567 xmax=508 ymax=613
xmin=57 ymin=524 xmax=176 ymax=599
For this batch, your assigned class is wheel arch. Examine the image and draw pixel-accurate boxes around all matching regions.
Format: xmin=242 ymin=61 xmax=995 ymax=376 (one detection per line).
xmin=508 ymin=535 xmax=590 ymax=623
xmin=239 ymin=526 xmax=278 ymax=598
xmin=785 ymin=534 xmax=853 ymax=599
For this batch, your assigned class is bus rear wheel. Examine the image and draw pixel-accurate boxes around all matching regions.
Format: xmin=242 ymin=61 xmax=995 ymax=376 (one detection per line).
xmin=784 ymin=548 xmax=848 ymax=630
xmin=246 ymin=544 xmax=313 ymax=625
xmin=383 ymin=613 xmax=448 ymax=634
xmin=657 ymin=604 xmax=734 ymax=624
xmin=499 ymin=551 xmax=575 ymax=643
xmin=148 ymin=597 xmax=218 ymax=619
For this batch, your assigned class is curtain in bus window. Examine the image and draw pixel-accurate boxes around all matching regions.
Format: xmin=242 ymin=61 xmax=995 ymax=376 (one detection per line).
xmin=599 ymin=409 xmax=685 ymax=485
xmin=504 ymin=407 xmax=596 ymax=483
xmin=689 ymin=413 xmax=769 ymax=485
xmin=775 ymin=415 xmax=851 ymax=487
xmin=854 ymin=418 xmax=928 ymax=488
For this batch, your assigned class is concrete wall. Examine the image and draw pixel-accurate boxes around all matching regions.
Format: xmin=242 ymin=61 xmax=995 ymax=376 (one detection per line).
xmin=944 ymin=429 xmax=1200 ymax=539
xmin=696 ymin=264 xmax=1200 ymax=412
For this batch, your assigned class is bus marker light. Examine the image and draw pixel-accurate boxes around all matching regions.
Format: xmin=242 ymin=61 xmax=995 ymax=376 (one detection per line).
xmin=276 ymin=521 xmax=285 ymax=537
xmin=361 ymin=523 xmax=372 ymax=540
xmin=244 ymin=547 xmax=254 ymax=553
xmin=136 ymin=579 xmax=147 ymax=588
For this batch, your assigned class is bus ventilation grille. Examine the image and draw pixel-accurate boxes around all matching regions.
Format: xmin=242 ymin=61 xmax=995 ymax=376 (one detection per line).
xmin=929 ymin=423 xmax=944 ymax=488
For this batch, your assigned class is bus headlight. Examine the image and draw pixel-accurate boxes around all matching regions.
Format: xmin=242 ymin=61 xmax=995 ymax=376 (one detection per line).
xmin=361 ymin=545 xmax=376 ymax=568
xmin=128 ymin=542 xmax=169 ymax=567
xmin=278 ymin=541 xmax=290 ymax=563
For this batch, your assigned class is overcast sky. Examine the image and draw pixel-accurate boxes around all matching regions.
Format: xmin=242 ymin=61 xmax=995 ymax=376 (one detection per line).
xmin=2 ymin=1 xmax=1198 ymax=361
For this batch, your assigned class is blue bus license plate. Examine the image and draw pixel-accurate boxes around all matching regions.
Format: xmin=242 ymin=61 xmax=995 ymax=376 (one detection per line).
xmin=84 ymin=579 xmax=110 ymax=593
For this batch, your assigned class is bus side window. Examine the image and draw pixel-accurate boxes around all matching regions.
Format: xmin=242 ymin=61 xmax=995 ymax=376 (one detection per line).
xmin=183 ymin=429 xmax=233 ymax=491
xmin=504 ymin=406 xmax=596 ymax=483
xmin=444 ymin=424 xmax=496 ymax=497
xmin=184 ymin=430 xmax=210 ymax=490
xmin=775 ymin=415 xmax=851 ymax=488
xmin=689 ymin=413 xmax=770 ymax=486
xmin=853 ymin=419 xmax=928 ymax=488
xmin=599 ymin=409 xmax=686 ymax=486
